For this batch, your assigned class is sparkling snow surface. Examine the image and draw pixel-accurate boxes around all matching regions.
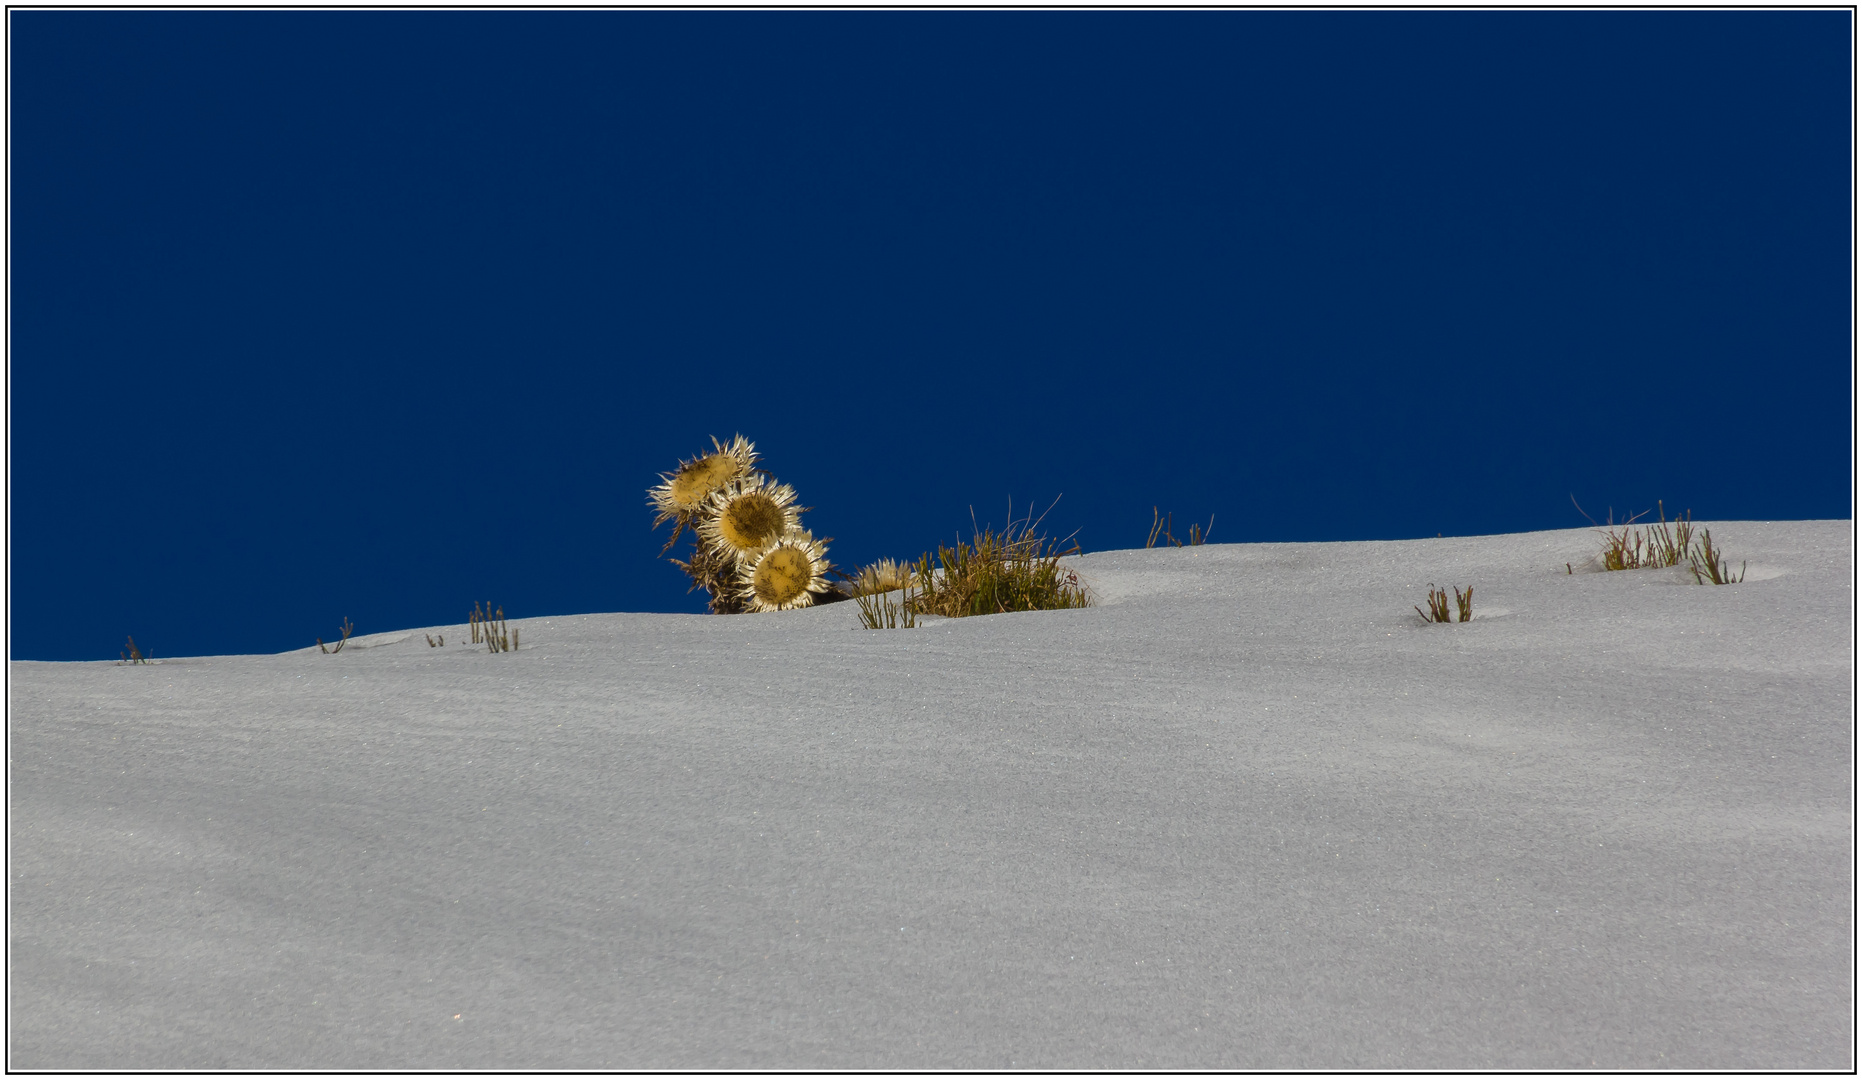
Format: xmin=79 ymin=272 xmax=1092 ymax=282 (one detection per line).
xmin=9 ymin=522 xmax=1853 ymax=1069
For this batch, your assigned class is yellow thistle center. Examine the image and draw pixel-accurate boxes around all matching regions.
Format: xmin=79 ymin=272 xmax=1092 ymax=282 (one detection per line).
xmin=753 ymin=546 xmax=813 ymax=605
xmin=669 ymin=454 xmax=740 ymax=509
xmin=718 ymin=493 xmax=787 ymax=552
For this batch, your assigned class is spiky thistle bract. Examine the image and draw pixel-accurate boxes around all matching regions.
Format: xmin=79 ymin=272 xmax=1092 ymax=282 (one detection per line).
xmin=698 ymin=476 xmax=801 ymax=564
xmin=739 ymin=527 xmax=831 ymax=612
xmin=853 ymin=558 xmax=915 ymax=597
xmin=648 ymin=434 xmax=758 ymax=532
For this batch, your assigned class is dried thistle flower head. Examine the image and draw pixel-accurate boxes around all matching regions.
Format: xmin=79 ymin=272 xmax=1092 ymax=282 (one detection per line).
xmin=698 ymin=476 xmax=801 ymax=562
xmin=854 ymin=558 xmax=915 ymax=596
xmin=739 ymin=528 xmax=830 ymax=611
xmin=648 ymin=434 xmax=757 ymax=526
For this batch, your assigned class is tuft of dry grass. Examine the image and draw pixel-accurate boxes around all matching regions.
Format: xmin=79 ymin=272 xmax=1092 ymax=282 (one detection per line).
xmin=119 ymin=635 xmax=151 ymax=664
xmin=1597 ymin=500 xmax=1696 ymax=571
xmin=1415 ymin=584 xmax=1473 ymax=624
xmin=1574 ymin=496 xmax=1746 ymax=585
xmin=904 ymin=502 xmax=1090 ymax=619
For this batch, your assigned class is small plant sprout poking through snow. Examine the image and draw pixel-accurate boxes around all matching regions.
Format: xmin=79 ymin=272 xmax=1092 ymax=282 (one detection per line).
xmin=470 ymin=602 xmax=519 ymax=652
xmin=1415 ymin=585 xmax=1473 ymax=624
xmin=1688 ymin=529 xmax=1746 ymax=585
xmin=317 ymin=617 xmax=354 ymax=654
xmin=739 ymin=528 xmax=832 ymax=612
xmin=1416 ymin=586 xmax=1450 ymax=623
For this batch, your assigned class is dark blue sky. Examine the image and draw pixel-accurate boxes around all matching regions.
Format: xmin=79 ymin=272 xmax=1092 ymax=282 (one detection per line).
xmin=10 ymin=10 xmax=1852 ymax=660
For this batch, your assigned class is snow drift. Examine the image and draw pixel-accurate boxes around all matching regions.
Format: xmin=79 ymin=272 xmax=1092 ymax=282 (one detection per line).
xmin=8 ymin=521 xmax=1852 ymax=1069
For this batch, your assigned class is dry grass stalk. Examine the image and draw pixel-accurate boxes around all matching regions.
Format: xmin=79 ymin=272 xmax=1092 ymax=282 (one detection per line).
xmin=426 ymin=633 xmax=444 ymax=647
xmin=855 ymin=581 xmax=918 ymax=629
xmin=1415 ymin=585 xmax=1450 ymax=623
xmin=317 ymin=617 xmax=354 ymax=654
xmin=1146 ymin=507 xmax=1212 ymax=548
xmin=119 ymin=635 xmax=150 ymax=664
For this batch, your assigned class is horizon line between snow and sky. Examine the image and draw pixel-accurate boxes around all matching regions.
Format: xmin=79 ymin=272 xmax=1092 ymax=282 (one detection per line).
xmin=8 ymin=9 xmax=1853 ymax=661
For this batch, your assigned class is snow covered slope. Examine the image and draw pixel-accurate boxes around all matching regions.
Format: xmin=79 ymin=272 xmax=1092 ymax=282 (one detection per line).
xmin=8 ymin=521 xmax=1852 ymax=1069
